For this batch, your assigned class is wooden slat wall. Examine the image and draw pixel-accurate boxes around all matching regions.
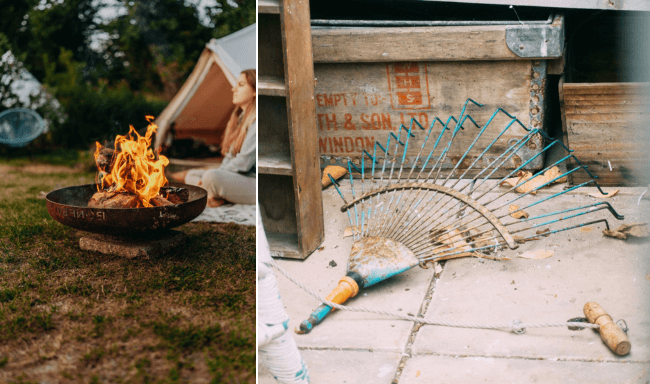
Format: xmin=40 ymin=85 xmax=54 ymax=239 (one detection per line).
xmin=560 ymin=82 xmax=650 ymax=186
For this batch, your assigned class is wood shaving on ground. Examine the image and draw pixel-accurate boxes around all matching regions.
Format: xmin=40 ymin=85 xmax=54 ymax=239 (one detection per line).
xmin=500 ymin=166 xmax=567 ymax=194
xmin=343 ymin=225 xmax=367 ymax=237
xmin=509 ymin=205 xmax=529 ymax=219
xmin=322 ymin=165 xmax=347 ymax=188
xmin=431 ymin=228 xmax=509 ymax=261
xmin=602 ymin=222 xmax=649 ymax=240
xmin=518 ymin=249 xmax=555 ymax=259
xmin=587 ymin=189 xmax=619 ymax=198
xmin=513 ymin=228 xmax=550 ymax=244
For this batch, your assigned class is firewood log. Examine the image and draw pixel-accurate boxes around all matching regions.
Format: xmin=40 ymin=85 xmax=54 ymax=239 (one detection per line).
xmin=96 ymin=148 xmax=119 ymax=173
xmin=88 ymin=191 xmax=140 ymax=208
xmin=160 ymin=187 xmax=189 ymax=204
xmin=150 ymin=195 xmax=173 ymax=207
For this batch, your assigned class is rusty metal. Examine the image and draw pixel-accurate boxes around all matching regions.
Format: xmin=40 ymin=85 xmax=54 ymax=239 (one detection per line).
xmin=46 ymin=182 xmax=207 ymax=235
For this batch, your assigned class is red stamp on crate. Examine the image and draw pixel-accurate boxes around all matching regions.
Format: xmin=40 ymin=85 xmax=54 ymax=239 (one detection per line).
xmin=386 ymin=62 xmax=430 ymax=110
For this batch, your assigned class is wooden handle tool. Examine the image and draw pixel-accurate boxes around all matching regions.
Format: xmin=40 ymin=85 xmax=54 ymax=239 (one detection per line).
xmin=583 ymin=302 xmax=631 ymax=356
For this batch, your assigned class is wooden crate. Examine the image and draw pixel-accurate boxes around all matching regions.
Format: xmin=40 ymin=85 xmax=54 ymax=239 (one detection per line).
xmin=560 ymin=81 xmax=650 ymax=186
xmin=311 ymin=18 xmax=565 ymax=173
xmin=314 ymin=60 xmax=545 ymax=172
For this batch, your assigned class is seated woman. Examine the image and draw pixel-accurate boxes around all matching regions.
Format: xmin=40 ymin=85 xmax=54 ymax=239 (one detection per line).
xmin=172 ymin=69 xmax=256 ymax=207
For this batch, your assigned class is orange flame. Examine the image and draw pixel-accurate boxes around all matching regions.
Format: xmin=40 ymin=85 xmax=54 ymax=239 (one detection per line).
xmin=94 ymin=116 xmax=169 ymax=207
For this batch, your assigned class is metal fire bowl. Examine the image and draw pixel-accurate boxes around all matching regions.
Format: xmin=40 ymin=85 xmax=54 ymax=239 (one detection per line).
xmin=46 ymin=183 xmax=207 ymax=235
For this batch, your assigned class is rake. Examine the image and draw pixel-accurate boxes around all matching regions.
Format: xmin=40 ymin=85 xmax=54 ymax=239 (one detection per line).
xmin=297 ymin=99 xmax=624 ymax=334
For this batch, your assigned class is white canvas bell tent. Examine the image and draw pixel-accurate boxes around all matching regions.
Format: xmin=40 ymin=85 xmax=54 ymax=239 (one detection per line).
xmin=153 ymin=23 xmax=256 ymax=151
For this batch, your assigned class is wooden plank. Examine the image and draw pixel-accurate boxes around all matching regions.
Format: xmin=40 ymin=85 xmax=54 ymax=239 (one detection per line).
xmin=562 ymin=82 xmax=650 ymax=186
xmin=562 ymin=82 xmax=650 ymax=95
xmin=258 ymin=75 xmax=287 ymax=96
xmin=313 ymin=60 xmax=542 ymax=171
xmin=280 ymin=0 xmax=324 ymax=257
xmin=265 ymin=232 xmax=301 ymax=259
xmin=258 ymin=0 xmax=279 ymax=14
xmin=258 ymin=152 xmax=292 ymax=175
xmin=312 ymin=26 xmax=524 ymax=63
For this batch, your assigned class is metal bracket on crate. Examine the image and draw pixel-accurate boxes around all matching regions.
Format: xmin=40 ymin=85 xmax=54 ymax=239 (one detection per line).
xmin=506 ymin=15 xmax=564 ymax=58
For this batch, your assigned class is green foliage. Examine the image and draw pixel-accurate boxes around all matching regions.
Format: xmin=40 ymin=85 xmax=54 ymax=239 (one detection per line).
xmin=102 ymin=0 xmax=213 ymax=97
xmin=1 ymin=0 xmax=253 ymax=149
xmin=207 ymin=0 xmax=256 ymax=40
xmin=41 ymin=48 xmax=166 ymax=148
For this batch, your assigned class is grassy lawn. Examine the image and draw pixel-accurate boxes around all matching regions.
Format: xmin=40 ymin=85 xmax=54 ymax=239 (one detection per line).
xmin=0 ymin=154 xmax=256 ymax=383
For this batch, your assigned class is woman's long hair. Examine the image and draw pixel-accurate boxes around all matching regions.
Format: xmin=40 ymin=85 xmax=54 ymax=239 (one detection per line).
xmin=221 ymin=69 xmax=256 ymax=155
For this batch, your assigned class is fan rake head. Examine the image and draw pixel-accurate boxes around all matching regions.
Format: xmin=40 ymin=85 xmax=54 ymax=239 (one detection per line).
xmin=297 ymin=99 xmax=623 ymax=334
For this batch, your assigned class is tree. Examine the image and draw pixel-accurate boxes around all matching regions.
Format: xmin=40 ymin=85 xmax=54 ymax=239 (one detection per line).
xmin=13 ymin=0 xmax=102 ymax=83
xmin=102 ymin=0 xmax=212 ymax=98
xmin=206 ymin=0 xmax=256 ymax=40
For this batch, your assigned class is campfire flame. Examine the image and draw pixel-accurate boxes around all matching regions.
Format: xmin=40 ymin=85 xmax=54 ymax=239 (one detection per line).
xmin=94 ymin=116 xmax=169 ymax=207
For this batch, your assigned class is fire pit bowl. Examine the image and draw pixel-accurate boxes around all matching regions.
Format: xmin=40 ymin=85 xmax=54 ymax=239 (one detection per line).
xmin=46 ymin=182 xmax=207 ymax=235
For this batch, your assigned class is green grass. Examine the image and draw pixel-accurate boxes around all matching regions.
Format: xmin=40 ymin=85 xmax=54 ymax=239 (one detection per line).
xmin=0 ymin=160 xmax=256 ymax=383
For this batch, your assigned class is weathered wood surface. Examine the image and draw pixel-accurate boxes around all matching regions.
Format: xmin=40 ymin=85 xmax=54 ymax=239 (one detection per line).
xmin=258 ymin=173 xmax=299 ymax=256
xmin=561 ymin=82 xmax=650 ymax=186
xmin=258 ymin=152 xmax=292 ymax=176
xmin=280 ymin=0 xmax=324 ymax=258
xmin=314 ymin=60 xmax=543 ymax=171
xmin=312 ymin=26 xmax=526 ymax=63
xmin=258 ymin=0 xmax=279 ymax=14
xmin=258 ymin=14 xmax=285 ymax=79
xmin=258 ymin=95 xmax=291 ymax=175
xmin=258 ymin=75 xmax=286 ymax=96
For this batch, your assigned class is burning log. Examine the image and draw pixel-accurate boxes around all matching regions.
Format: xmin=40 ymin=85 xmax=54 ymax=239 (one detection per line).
xmin=92 ymin=116 xmax=174 ymax=208
xmin=95 ymin=148 xmax=119 ymax=173
xmin=160 ymin=187 xmax=189 ymax=204
xmin=88 ymin=191 xmax=140 ymax=208
xmin=150 ymin=195 xmax=173 ymax=207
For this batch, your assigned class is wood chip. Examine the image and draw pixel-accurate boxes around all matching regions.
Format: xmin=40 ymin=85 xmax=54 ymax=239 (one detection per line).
xmin=602 ymin=222 xmax=649 ymax=240
xmin=518 ymin=249 xmax=555 ymax=259
xmin=343 ymin=225 xmax=366 ymax=237
xmin=500 ymin=166 xmax=566 ymax=194
xmin=587 ymin=189 xmax=619 ymax=198
xmin=322 ymin=165 xmax=348 ymax=188
xmin=509 ymin=205 xmax=529 ymax=219
xmin=432 ymin=228 xmax=509 ymax=261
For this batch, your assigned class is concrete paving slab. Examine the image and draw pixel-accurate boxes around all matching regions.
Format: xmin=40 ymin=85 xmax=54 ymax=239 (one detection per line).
xmin=259 ymin=350 xmax=402 ymax=384
xmin=412 ymin=193 xmax=650 ymax=361
xmin=272 ymin=187 xmax=435 ymax=350
xmin=400 ymin=355 xmax=650 ymax=384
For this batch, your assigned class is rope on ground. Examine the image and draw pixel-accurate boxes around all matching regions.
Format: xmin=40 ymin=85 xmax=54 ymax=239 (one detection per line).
xmin=270 ymin=261 xmax=600 ymax=334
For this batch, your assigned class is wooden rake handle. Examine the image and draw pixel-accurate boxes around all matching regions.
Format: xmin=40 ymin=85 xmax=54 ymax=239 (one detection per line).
xmin=584 ymin=302 xmax=631 ymax=356
xmin=296 ymin=276 xmax=359 ymax=334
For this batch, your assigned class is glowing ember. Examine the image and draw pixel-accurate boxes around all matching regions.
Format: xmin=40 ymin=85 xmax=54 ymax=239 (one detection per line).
xmin=94 ymin=116 xmax=169 ymax=208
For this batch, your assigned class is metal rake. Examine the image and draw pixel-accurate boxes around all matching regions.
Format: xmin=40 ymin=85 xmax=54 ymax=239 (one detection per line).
xmin=297 ymin=98 xmax=623 ymax=334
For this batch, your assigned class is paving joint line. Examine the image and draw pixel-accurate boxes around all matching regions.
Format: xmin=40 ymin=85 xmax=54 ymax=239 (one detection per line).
xmin=391 ymin=261 xmax=445 ymax=384
xmin=408 ymin=351 xmax=650 ymax=364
